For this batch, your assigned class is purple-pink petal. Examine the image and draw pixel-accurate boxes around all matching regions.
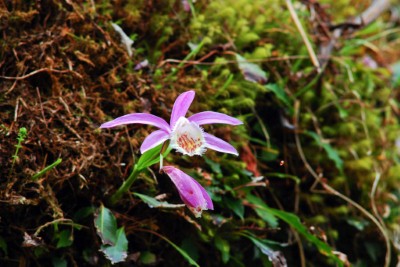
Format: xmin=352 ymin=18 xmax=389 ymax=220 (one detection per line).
xmin=100 ymin=113 xmax=171 ymax=133
xmin=188 ymin=111 xmax=242 ymax=126
xmin=170 ymin=90 xmax=195 ymax=128
xmin=140 ymin=130 xmax=170 ymax=154
xmin=190 ymin=177 xmax=214 ymax=210
xmin=204 ymin=133 xmax=239 ymax=156
xmin=162 ymin=166 xmax=213 ymax=216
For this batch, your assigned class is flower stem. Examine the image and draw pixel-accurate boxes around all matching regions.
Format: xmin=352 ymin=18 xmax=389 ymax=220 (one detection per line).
xmin=109 ymin=164 xmax=141 ymax=205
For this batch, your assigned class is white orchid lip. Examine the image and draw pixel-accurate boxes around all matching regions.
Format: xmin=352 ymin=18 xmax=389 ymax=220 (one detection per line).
xmin=170 ymin=117 xmax=206 ymax=156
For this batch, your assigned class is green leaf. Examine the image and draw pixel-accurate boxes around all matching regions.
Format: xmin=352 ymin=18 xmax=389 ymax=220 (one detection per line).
xmin=136 ymin=143 xmax=171 ymax=171
xmin=259 ymin=147 xmax=280 ymax=161
xmin=204 ymin=156 xmax=222 ymax=174
xmin=305 ymin=131 xmax=344 ymax=173
xmin=225 ymin=196 xmax=244 ymax=220
xmin=56 ymin=230 xmax=73 ymax=248
xmin=143 ymin=146 xmax=172 ymax=169
xmin=346 ymin=218 xmax=369 ymax=231
xmin=245 ymin=195 xmax=342 ymax=266
xmin=134 ymin=193 xmax=185 ymax=208
xmin=246 ymin=194 xmax=278 ymax=228
xmin=265 ymin=172 xmax=300 ymax=184
xmin=100 ymin=227 xmax=128 ymax=264
xmin=294 ymin=72 xmax=322 ymax=97
xmin=73 ymin=206 xmax=96 ymax=221
xmin=52 ymin=257 xmax=67 ymax=267
xmin=214 ymin=236 xmax=230 ymax=264
xmin=94 ymin=205 xmax=118 ymax=245
xmin=243 ymin=234 xmax=286 ymax=266
xmin=136 ymin=144 xmax=163 ymax=170
xmin=263 ymin=208 xmax=343 ymax=266
xmin=0 ymin=236 xmax=7 ymax=255
xmin=158 ymin=234 xmax=200 ymax=267
xmin=264 ymin=83 xmax=293 ymax=111
xmin=181 ymin=238 xmax=199 ymax=262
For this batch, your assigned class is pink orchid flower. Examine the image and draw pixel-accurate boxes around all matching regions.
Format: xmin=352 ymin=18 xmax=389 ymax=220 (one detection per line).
xmin=163 ymin=166 xmax=213 ymax=217
xmin=100 ymin=90 xmax=242 ymax=156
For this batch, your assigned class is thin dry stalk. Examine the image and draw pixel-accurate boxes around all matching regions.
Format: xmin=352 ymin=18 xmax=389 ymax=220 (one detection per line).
xmin=286 ymin=0 xmax=321 ymax=72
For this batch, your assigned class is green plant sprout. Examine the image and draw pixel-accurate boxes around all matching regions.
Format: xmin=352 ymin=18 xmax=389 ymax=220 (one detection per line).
xmin=10 ymin=127 xmax=27 ymax=172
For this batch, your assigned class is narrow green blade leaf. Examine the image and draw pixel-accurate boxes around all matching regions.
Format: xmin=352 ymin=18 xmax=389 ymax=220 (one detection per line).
xmin=246 ymin=194 xmax=278 ymax=228
xmin=32 ymin=158 xmax=62 ymax=181
xmin=265 ymin=172 xmax=300 ymax=184
xmin=262 ymin=207 xmax=343 ymax=267
xmin=265 ymin=83 xmax=292 ymax=111
xmin=144 ymin=146 xmax=172 ymax=168
xmin=225 ymin=197 xmax=244 ymax=220
xmin=136 ymin=143 xmax=163 ymax=170
xmin=136 ymin=143 xmax=171 ymax=170
xmin=158 ymin=234 xmax=200 ymax=267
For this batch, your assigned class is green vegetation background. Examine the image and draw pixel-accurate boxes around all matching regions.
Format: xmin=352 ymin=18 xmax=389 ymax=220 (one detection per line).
xmin=0 ymin=0 xmax=399 ymax=266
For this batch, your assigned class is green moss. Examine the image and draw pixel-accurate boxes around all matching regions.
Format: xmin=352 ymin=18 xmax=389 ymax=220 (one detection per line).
xmin=372 ymin=87 xmax=392 ymax=102
xmin=247 ymin=44 xmax=274 ymax=59
xmin=308 ymin=215 xmax=328 ymax=224
xmin=346 ymin=157 xmax=374 ymax=173
xmin=387 ymin=165 xmax=400 ymax=181
xmin=337 ymin=123 xmax=358 ymax=137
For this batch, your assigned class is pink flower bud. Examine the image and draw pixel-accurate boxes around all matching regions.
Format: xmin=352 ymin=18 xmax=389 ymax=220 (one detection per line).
xmin=163 ymin=166 xmax=213 ymax=218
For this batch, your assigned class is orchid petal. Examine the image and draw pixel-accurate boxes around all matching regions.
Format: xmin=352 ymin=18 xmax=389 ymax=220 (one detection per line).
xmin=190 ymin=177 xmax=214 ymax=210
xmin=204 ymin=133 xmax=238 ymax=156
xmin=140 ymin=130 xmax=170 ymax=154
xmin=163 ymin=166 xmax=213 ymax=217
xmin=100 ymin=113 xmax=171 ymax=133
xmin=170 ymin=90 xmax=195 ymax=128
xmin=188 ymin=111 xmax=242 ymax=126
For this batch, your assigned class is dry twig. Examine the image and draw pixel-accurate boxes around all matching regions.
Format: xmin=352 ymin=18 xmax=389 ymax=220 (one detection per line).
xmin=286 ymin=0 xmax=321 ymax=72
